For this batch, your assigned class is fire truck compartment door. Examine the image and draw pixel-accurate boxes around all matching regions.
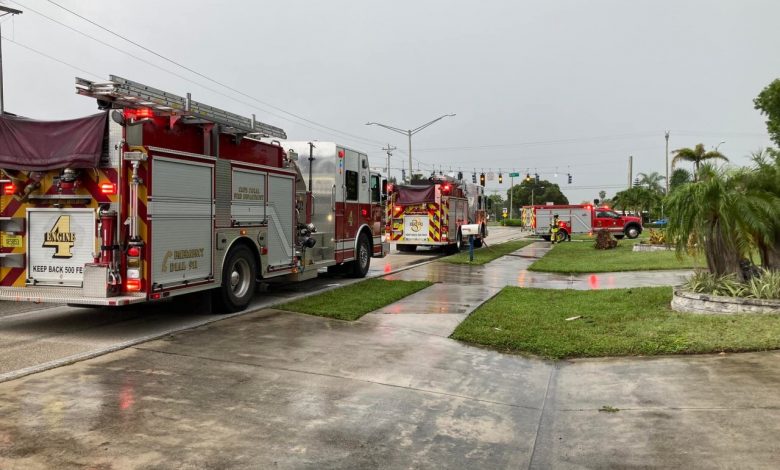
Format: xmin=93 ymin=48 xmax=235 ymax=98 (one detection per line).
xmin=267 ymin=174 xmax=294 ymax=267
xmin=149 ymin=157 xmax=213 ymax=286
xmin=27 ymin=208 xmax=96 ymax=286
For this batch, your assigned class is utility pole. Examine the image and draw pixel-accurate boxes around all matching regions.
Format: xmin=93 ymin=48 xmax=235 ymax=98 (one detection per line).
xmin=509 ymin=174 xmax=514 ymax=219
xmin=0 ymin=5 xmax=23 ymax=115
xmin=381 ymin=144 xmax=396 ymax=180
xmin=628 ymin=155 xmax=633 ymax=188
xmin=664 ymin=131 xmax=670 ymax=194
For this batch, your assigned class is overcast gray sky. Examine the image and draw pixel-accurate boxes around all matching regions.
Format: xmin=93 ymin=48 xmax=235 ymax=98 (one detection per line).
xmin=2 ymin=0 xmax=777 ymax=203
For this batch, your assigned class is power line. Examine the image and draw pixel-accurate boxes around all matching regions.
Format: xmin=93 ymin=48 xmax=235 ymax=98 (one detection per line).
xmin=42 ymin=0 xmax=388 ymax=147
xmin=12 ymin=0 xmax=386 ymax=149
xmin=2 ymin=35 xmax=101 ymax=79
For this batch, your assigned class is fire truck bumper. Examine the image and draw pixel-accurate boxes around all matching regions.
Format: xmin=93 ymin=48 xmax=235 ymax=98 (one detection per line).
xmin=0 ymin=287 xmax=147 ymax=306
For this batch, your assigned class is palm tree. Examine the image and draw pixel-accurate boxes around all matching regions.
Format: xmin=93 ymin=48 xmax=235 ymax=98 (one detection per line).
xmin=636 ymin=171 xmax=666 ymax=194
xmin=666 ymin=163 xmax=778 ymax=278
xmin=669 ymin=168 xmax=692 ymax=192
xmin=671 ymin=143 xmax=728 ymax=181
xmin=742 ymin=149 xmax=780 ymax=269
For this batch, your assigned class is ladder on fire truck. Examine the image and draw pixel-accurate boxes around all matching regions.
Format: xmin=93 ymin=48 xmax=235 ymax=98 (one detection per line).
xmin=75 ymin=75 xmax=287 ymax=139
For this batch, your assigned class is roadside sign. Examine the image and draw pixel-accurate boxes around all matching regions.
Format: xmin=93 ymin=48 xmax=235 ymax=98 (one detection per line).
xmin=502 ymin=208 xmax=508 ymax=218
xmin=508 ymin=172 xmax=520 ymax=177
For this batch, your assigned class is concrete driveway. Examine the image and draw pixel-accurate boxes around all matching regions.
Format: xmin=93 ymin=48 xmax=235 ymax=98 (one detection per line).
xmin=0 ymin=239 xmax=777 ymax=469
xmin=1 ymin=306 xmax=778 ymax=469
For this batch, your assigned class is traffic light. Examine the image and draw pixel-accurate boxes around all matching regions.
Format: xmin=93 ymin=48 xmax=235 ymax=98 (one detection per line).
xmin=525 ymin=173 xmax=531 ymax=182
xmin=472 ymin=173 xmax=477 ymax=183
xmin=457 ymin=171 xmax=463 ymax=180
xmin=567 ymin=173 xmax=572 ymax=184
xmin=498 ymin=172 xmax=503 ymax=184
xmin=535 ymin=173 xmax=539 ymax=183
xmin=479 ymin=172 xmax=486 ymax=187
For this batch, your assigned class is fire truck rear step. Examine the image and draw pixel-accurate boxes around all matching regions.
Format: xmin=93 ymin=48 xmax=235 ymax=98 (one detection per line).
xmin=0 ymin=287 xmax=147 ymax=306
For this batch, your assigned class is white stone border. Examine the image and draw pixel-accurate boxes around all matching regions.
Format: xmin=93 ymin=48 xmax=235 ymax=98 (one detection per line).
xmin=672 ymin=289 xmax=780 ymax=315
xmin=633 ymin=244 xmax=673 ymax=252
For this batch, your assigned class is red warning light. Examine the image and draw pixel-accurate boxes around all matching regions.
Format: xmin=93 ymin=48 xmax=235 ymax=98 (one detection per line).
xmin=100 ymin=182 xmax=116 ymax=194
xmin=126 ymin=279 xmax=142 ymax=292
xmin=338 ymin=150 xmax=345 ymax=158
xmin=127 ymin=246 xmax=141 ymax=257
xmin=3 ymin=183 xmax=15 ymax=195
xmin=361 ymin=208 xmax=368 ymax=217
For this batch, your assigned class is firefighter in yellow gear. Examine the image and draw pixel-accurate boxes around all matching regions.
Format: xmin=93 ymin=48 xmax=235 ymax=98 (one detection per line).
xmin=549 ymin=214 xmax=561 ymax=244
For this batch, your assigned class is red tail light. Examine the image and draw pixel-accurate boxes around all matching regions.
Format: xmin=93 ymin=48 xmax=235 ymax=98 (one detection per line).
xmin=100 ymin=183 xmax=116 ymax=194
xmin=3 ymin=183 xmax=15 ymax=195
xmin=127 ymin=246 xmax=141 ymax=257
xmin=126 ymin=279 xmax=142 ymax=292
xmin=124 ymin=108 xmax=154 ymax=120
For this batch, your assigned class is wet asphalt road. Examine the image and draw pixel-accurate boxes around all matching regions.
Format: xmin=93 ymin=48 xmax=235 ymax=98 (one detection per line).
xmin=0 ymin=227 xmax=525 ymax=383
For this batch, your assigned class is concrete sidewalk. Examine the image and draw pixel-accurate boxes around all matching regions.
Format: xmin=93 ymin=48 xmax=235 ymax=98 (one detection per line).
xmin=1 ymin=242 xmax=776 ymax=469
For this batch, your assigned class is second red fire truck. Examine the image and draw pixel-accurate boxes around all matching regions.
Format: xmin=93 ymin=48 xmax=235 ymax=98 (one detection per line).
xmin=522 ymin=204 xmax=643 ymax=242
xmin=386 ymin=177 xmax=488 ymax=252
xmin=0 ymin=75 xmax=388 ymax=312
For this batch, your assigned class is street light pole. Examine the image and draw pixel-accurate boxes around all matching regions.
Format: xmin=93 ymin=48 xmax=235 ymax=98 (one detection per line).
xmin=0 ymin=5 xmax=23 ymax=115
xmin=664 ymin=131 xmax=670 ymax=195
xmin=366 ymin=113 xmax=456 ymax=183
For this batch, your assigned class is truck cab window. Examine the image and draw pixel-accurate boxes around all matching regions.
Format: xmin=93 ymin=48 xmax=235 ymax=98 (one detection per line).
xmin=370 ymin=175 xmax=380 ymax=202
xmin=345 ymin=170 xmax=358 ymax=201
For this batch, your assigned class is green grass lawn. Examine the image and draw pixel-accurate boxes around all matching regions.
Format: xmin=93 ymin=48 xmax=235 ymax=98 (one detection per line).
xmin=528 ymin=238 xmax=697 ymax=273
xmin=440 ymin=239 xmax=534 ymax=265
xmin=277 ymin=278 xmax=433 ymax=321
xmin=451 ymin=287 xmax=780 ymax=359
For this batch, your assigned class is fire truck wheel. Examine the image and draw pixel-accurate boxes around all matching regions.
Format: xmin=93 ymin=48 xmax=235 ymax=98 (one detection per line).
xmin=349 ymin=233 xmax=371 ymax=278
xmin=455 ymin=230 xmax=464 ymax=252
xmin=216 ymin=245 xmax=257 ymax=312
xmin=625 ymin=225 xmax=641 ymax=239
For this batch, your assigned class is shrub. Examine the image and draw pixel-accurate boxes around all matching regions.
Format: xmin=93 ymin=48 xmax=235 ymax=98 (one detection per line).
xmin=745 ymin=269 xmax=780 ymax=299
xmin=646 ymin=229 xmax=667 ymax=245
xmin=501 ymin=218 xmax=523 ymax=227
xmin=684 ymin=269 xmax=780 ymax=299
xmin=594 ymin=230 xmax=618 ymax=250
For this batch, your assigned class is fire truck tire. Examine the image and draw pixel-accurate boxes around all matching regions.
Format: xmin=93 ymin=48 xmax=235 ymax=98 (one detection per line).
xmin=625 ymin=225 xmax=641 ymax=239
xmin=554 ymin=230 xmax=567 ymax=243
xmin=398 ymin=244 xmax=416 ymax=252
xmin=215 ymin=245 xmax=257 ymax=313
xmin=455 ymin=230 xmax=464 ymax=252
xmin=349 ymin=233 xmax=371 ymax=278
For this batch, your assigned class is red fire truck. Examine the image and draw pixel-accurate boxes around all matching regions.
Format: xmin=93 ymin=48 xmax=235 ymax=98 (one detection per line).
xmin=522 ymin=204 xmax=643 ymax=242
xmin=386 ymin=177 xmax=488 ymax=252
xmin=0 ymin=75 xmax=388 ymax=312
